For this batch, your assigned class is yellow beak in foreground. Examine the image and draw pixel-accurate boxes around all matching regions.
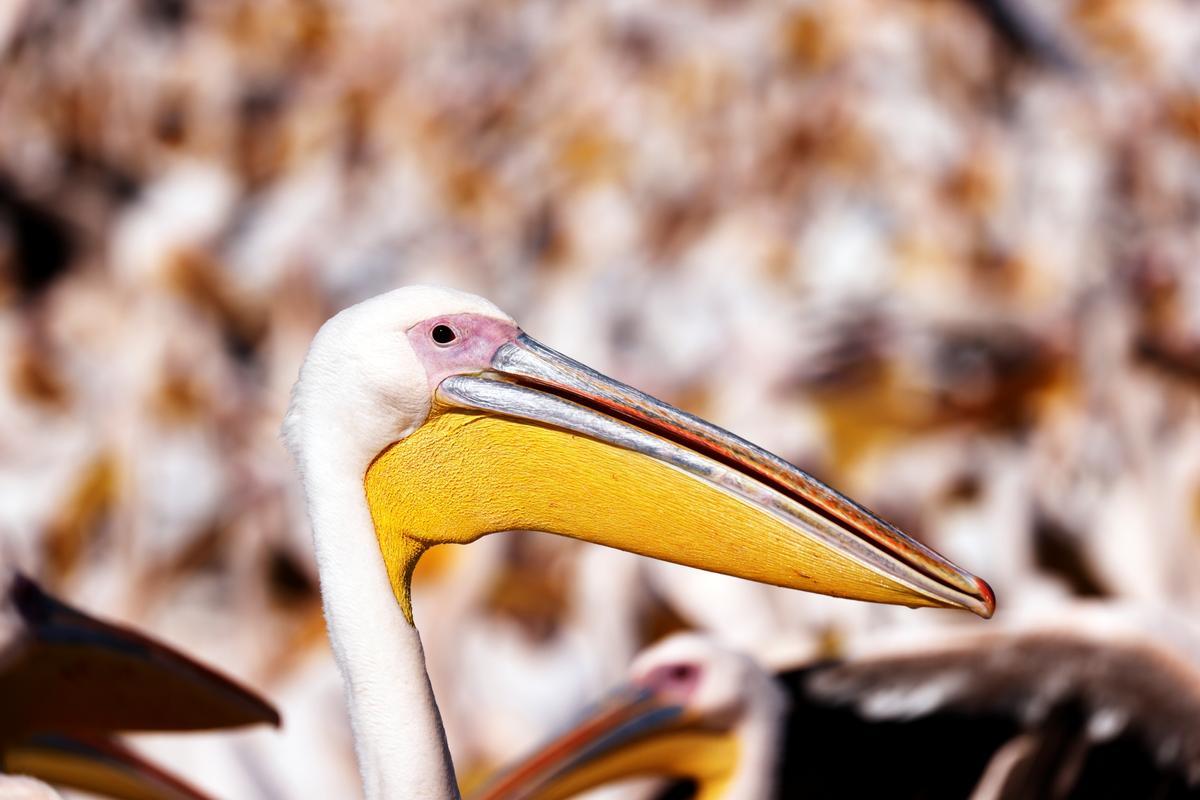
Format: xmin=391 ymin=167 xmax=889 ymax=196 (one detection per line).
xmin=367 ymin=334 xmax=995 ymax=622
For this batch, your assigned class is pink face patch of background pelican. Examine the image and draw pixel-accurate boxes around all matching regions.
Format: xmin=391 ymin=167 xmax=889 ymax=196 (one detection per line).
xmin=637 ymin=662 xmax=703 ymax=704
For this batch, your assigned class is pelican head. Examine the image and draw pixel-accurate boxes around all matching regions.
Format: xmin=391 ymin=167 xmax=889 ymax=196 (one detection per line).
xmin=285 ymin=286 xmax=994 ymax=622
xmin=470 ymin=634 xmax=787 ymax=800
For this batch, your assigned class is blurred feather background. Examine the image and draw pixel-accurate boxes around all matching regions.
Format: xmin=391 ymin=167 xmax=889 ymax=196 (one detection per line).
xmin=1 ymin=0 xmax=1199 ymax=796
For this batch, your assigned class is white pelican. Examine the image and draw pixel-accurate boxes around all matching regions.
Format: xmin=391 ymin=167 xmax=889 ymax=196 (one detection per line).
xmin=282 ymin=285 xmax=994 ymax=799
xmin=469 ymin=633 xmax=786 ymax=800
xmin=0 ymin=570 xmax=279 ymax=799
xmin=475 ymin=610 xmax=1200 ymax=800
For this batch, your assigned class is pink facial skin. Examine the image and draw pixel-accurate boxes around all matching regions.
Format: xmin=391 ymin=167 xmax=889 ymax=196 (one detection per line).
xmin=406 ymin=313 xmax=521 ymax=393
xmin=637 ymin=662 xmax=703 ymax=704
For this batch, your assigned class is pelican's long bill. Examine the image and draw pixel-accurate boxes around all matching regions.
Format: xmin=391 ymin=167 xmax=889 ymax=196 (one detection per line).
xmin=2 ymin=574 xmax=280 ymax=736
xmin=5 ymin=734 xmax=214 ymax=800
xmin=469 ymin=680 xmax=730 ymax=800
xmin=366 ymin=331 xmax=994 ymax=620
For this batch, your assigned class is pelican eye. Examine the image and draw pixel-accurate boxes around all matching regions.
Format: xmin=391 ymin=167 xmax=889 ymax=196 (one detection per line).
xmin=646 ymin=662 xmax=701 ymax=694
xmin=431 ymin=325 xmax=457 ymax=346
xmin=668 ymin=665 xmax=697 ymax=683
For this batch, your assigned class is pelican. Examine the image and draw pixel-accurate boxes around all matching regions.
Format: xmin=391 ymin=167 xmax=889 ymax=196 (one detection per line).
xmin=473 ymin=611 xmax=1200 ymax=800
xmin=469 ymin=633 xmax=786 ymax=800
xmin=282 ymin=285 xmax=994 ymax=799
xmin=0 ymin=570 xmax=279 ymax=799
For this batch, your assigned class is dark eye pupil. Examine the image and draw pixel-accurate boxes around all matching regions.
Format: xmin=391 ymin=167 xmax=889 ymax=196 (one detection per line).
xmin=670 ymin=665 xmax=694 ymax=681
xmin=431 ymin=325 xmax=456 ymax=345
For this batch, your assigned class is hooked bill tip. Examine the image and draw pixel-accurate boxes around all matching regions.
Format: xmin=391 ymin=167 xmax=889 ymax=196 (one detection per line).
xmin=971 ymin=577 xmax=997 ymax=619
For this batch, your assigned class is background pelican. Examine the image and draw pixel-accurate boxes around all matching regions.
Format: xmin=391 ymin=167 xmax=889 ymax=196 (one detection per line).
xmin=470 ymin=633 xmax=786 ymax=800
xmin=473 ymin=608 xmax=1200 ymax=800
xmin=0 ymin=570 xmax=279 ymax=799
xmin=283 ymin=285 xmax=992 ymax=799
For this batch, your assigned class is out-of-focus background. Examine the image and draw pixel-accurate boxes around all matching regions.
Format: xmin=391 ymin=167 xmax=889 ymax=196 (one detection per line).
xmin=2 ymin=0 xmax=1199 ymax=796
